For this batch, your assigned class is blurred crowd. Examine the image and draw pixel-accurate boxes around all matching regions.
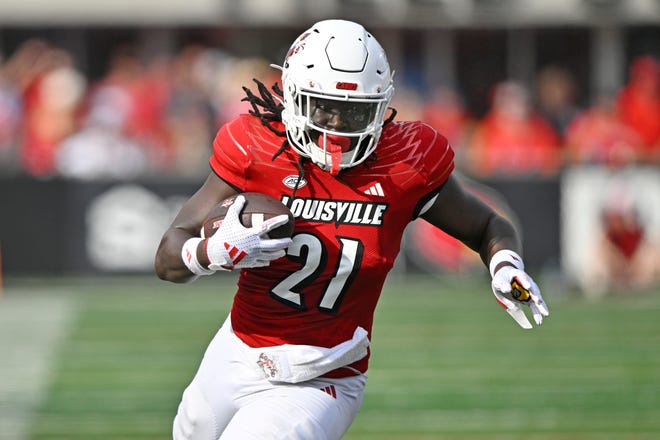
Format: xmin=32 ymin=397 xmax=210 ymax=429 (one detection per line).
xmin=0 ymin=39 xmax=658 ymax=181
xmin=0 ymin=39 xmax=279 ymax=179
xmin=417 ymin=56 xmax=660 ymax=176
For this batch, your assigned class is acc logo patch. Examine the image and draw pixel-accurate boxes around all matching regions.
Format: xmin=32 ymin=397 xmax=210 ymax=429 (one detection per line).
xmin=283 ymin=175 xmax=307 ymax=189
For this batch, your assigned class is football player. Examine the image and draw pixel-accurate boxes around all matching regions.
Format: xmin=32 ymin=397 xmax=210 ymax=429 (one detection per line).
xmin=155 ymin=19 xmax=549 ymax=440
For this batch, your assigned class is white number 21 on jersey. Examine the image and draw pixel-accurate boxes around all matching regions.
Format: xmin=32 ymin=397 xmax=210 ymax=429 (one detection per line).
xmin=270 ymin=233 xmax=363 ymax=314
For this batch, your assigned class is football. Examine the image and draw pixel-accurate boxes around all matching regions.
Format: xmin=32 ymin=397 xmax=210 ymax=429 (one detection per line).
xmin=201 ymin=192 xmax=295 ymax=239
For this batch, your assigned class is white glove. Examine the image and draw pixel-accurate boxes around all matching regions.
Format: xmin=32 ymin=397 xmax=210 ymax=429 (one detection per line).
xmin=205 ymin=195 xmax=293 ymax=270
xmin=490 ymin=250 xmax=549 ymax=329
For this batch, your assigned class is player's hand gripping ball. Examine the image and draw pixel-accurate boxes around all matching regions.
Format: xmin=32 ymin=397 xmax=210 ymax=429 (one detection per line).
xmin=202 ymin=192 xmax=295 ymax=240
xmin=201 ymin=193 xmax=294 ymax=271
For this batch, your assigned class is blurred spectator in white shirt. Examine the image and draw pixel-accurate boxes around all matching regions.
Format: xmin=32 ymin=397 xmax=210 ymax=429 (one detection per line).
xmin=55 ymin=85 xmax=148 ymax=180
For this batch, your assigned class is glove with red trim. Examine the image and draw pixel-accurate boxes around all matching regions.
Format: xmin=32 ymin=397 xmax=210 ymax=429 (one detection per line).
xmin=205 ymin=195 xmax=293 ymax=270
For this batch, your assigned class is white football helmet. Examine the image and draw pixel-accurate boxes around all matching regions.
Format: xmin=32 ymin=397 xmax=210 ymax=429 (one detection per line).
xmin=276 ymin=19 xmax=394 ymax=174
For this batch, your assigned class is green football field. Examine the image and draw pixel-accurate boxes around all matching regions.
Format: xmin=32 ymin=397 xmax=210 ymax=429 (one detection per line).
xmin=1 ymin=274 xmax=659 ymax=440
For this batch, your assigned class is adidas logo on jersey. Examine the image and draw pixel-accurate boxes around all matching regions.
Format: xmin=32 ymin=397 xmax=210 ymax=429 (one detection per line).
xmin=363 ymin=182 xmax=384 ymax=197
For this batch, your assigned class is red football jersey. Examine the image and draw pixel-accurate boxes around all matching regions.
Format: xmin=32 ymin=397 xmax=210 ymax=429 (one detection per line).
xmin=210 ymin=114 xmax=454 ymax=374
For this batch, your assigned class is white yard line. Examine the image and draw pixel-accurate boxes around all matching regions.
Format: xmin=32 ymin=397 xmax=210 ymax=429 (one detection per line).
xmin=0 ymin=290 xmax=76 ymax=440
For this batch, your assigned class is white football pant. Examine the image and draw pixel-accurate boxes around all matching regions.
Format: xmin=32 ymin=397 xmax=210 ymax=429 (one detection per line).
xmin=173 ymin=317 xmax=367 ymax=440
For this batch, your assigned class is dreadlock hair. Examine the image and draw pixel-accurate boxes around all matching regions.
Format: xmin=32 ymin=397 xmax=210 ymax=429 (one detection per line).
xmin=242 ymin=78 xmax=305 ymax=203
xmin=241 ymin=80 xmax=285 ymax=133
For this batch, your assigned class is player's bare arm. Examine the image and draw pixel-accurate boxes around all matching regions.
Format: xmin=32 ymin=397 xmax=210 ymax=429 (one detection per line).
xmin=421 ymin=174 xmax=549 ymax=328
xmin=154 ymin=172 xmax=238 ymax=283
xmin=420 ymin=174 xmax=521 ymax=265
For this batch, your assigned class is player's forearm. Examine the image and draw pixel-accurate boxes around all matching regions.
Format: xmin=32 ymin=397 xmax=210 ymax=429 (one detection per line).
xmin=477 ymin=213 xmax=523 ymax=268
xmin=154 ymin=228 xmax=199 ymax=283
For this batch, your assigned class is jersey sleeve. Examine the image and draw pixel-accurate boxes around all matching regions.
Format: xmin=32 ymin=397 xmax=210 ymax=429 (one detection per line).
xmin=411 ymin=122 xmax=455 ymax=218
xmin=209 ymin=116 xmax=252 ymax=191
xmin=419 ymin=122 xmax=455 ymax=189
